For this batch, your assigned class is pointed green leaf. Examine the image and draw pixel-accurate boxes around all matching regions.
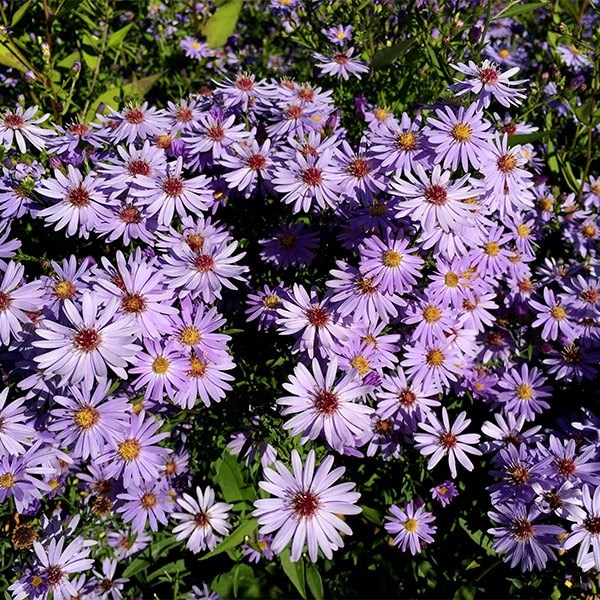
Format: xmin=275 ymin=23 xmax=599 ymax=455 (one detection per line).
xmin=493 ymin=2 xmax=544 ymax=20
xmin=372 ymin=38 xmax=414 ymax=69
xmin=202 ymin=0 xmax=243 ymax=48
xmin=108 ymin=23 xmax=133 ymax=49
xmin=11 ymin=0 xmax=33 ymax=26
xmin=199 ymin=518 xmax=258 ymax=561
xmin=0 ymin=40 xmax=29 ymax=72
xmin=280 ymin=548 xmax=306 ymax=599
xmin=122 ymin=558 xmax=149 ymax=579
xmin=305 ymin=562 xmax=324 ymax=600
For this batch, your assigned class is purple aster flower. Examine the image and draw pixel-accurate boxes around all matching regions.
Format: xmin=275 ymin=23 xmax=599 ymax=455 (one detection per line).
xmin=0 ymin=105 xmax=52 ymax=152
xmin=0 ymin=388 xmax=35 ymax=455
xmin=414 ymin=408 xmax=482 ymax=478
xmin=556 ymin=44 xmax=593 ymax=69
xmin=335 ymin=139 xmax=385 ymax=200
xmin=97 ymin=103 xmax=169 ymax=145
xmin=242 ymin=532 xmax=275 ymax=564
xmin=36 ymin=165 xmax=112 ymax=238
xmin=277 ymin=357 xmax=373 ymax=452
xmin=259 ymin=221 xmax=319 ymax=269
xmin=450 ymin=60 xmax=527 ymax=108
xmin=271 ymin=148 xmax=343 ymax=214
xmin=253 ymin=449 xmax=361 ymax=561
xmin=488 ymin=502 xmax=563 ymax=571
xmin=532 ymin=480 xmax=585 ymax=522
xmin=48 ymin=381 xmax=130 ymax=460
xmin=481 ymin=412 xmax=542 ymax=453
xmin=536 ymin=435 xmax=600 ymax=485
xmin=171 ymin=486 xmax=233 ymax=553
xmin=314 ymin=47 xmax=369 ymax=80
xmin=91 ymin=558 xmax=128 ymax=600
xmin=33 ymin=292 xmax=140 ymax=388
xmin=496 ymin=364 xmax=552 ymax=421
xmin=563 ymin=484 xmax=600 ymax=572
xmin=359 ymin=234 xmax=424 ymax=295
xmin=403 ymin=294 xmax=457 ymax=346
xmin=245 ymin=283 xmax=289 ymax=331
xmin=529 ymin=288 xmax=581 ymax=342
xmin=107 ymin=530 xmax=151 ymax=559
xmin=116 ymin=480 xmax=172 ymax=534
xmin=427 ymin=103 xmax=492 ymax=171
xmin=13 ymin=568 xmax=49 ymax=599
xmin=543 ymin=342 xmax=600 ymax=382
xmin=97 ymin=411 xmax=170 ymax=487
xmin=391 ymin=164 xmax=474 ymax=233
xmin=221 ymin=137 xmax=273 ymax=197
xmin=430 ymin=480 xmax=458 ymax=506
xmin=0 ymin=260 xmax=42 ymax=346
xmin=42 ymin=255 xmax=92 ymax=315
xmin=180 ymin=36 xmax=208 ymax=60
xmin=131 ymin=157 xmax=213 ymax=227
xmin=401 ymin=340 xmax=463 ymax=391
xmin=276 ymin=284 xmax=347 ymax=359
xmin=31 ymin=535 xmax=96 ymax=600
xmin=323 ymin=24 xmax=353 ymax=45
xmin=385 ymin=500 xmax=437 ymax=554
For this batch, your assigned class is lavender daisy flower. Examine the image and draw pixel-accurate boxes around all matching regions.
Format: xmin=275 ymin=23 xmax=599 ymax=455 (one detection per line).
xmin=107 ymin=530 xmax=151 ymax=560
xmin=0 ymin=388 xmax=35 ymax=455
xmin=253 ymin=449 xmax=361 ymax=561
xmin=98 ymin=103 xmax=169 ymax=145
xmin=171 ymin=486 xmax=233 ymax=553
xmin=496 ymin=364 xmax=552 ymax=421
xmin=427 ymin=103 xmax=492 ymax=171
xmin=91 ymin=558 xmax=128 ymax=600
xmin=97 ymin=411 xmax=170 ymax=487
xmin=314 ymin=47 xmax=369 ymax=80
xmin=242 ymin=533 xmax=275 ymax=563
xmin=450 ymin=60 xmax=527 ymax=108
xmin=401 ymin=340 xmax=463 ymax=391
xmin=529 ymin=288 xmax=581 ymax=342
xmin=414 ymin=408 xmax=482 ymax=478
xmin=430 ymin=481 xmax=458 ymax=506
xmin=278 ymin=357 xmax=373 ymax=452
xmin=488 ymin=502 xmax=563 ymax=571
xmin=221 ymin=137 xmax=273 ymax=197
xmin=0 ymin=105 xmax=52 ymax=152
xmin=48 ymin=381 xmax=130 ymax=460
xmin=259 ymin=221 xmax=319 ymax=269
xmin=116 ymin=480 xmax=172 ymax=534
xmin=323 ymin=24 xmax=353 ymax=45
xmin=245 ymin=284 xmax=289 ymax=331
xmin=563 ymin=484 xmax=600 ymax=572
xmin=385 ymin=500 xmax=437 ymax=554
xmin=391 ymin=164 xmax=474 ymax=233
xmin=0 ymin=261 xmax=42 ymax=346
xmin=36 ymin=165 xmax=112 ymax=238
xmin=33 ymin=292 xmax=140 ymax=388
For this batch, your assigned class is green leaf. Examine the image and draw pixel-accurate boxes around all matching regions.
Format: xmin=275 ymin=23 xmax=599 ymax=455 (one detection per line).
xmin=359 ymin=504 xmax=381 ymax=525
xmin=458 ymin=518 xmax=495 ymax=556
xmin=280 ymin=548 xmax=306 ymax=599
xmin=202 ymin=0 xmax=243 ymax=48
xmin=507 ymin=129 xmax=559 ymax=145
xmin=82 ymin=33 xmax=100 ymax=70
xmin=453 ymin=583 xmax=477 ymax=600
xmin=150 ymin=535 xmax=180 ymax=560
xmin=11 ymin=0 xmax=32 ymax=26
xmin=122 ymin=558 xmax=149 ymax=579
xmin=200 ymin=518 xmax=258 ymax=561
xmin=372 ymin=38 xmax=414 ymax=69
xmin=575 ymin=99 xmax=594 ymax=124
xmin=108 ymin=23 xmax=133 ymax=49
xmin=57 ymin=51 xmax=81 ymax=69
xmin=493 ymin=2 xmax=545 ymax=20
xmin=215 ymin=451 xmax=246 ymax=503
xmin=146 ymin=559 xmax=186 ymax=583
xmin=232 ymin=564 xmax=254 ymax=598
xmin=0 ymin=39 xmax=29 ymax=72
xmin=305 ymin=562 xmax=324 ymax=600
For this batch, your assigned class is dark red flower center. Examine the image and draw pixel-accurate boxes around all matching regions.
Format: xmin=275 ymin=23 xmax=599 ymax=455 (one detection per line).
xmin=122 ymin=293 xmax=146 ymax=314
xmin=333 ymin=52 xmax=349 ymax=64
xmin=246 ymin=153 xmax=267 ymax=171
xmin=439 ymin=431 xmax=457 ymax=449
xmin=119 ymin=204 xmax=142 ymax=224
xmin=194 ymin=254 xmax=215 ymax=272
xmin=128 ymin=159 xmax=151 ymax=177
xmin=207 ymin=125 xmax=225 ymax=141
xmin=194 ymin=511 xmax=209 ymax=526
xmin=298 ymin=86 xmax=315 ymax=101
xmin=398 ymin=389 xmax=417 ymax=407
xmin=580 ymin=289 xmax=599 ymax=304
xmin=236 ymin=76 xmax=254 ymax=91
xmin=313 ymin=389 xmax=339 ymax=415
xmin=290 ymin=491 xmax=320 ymax=518
xmin=68 ymin=123 xmax=90 ymax=136
xmin=562 ymin=345 xmax=583 ymax=364
xmin=125 ymin=108 xmax=145 ymax=124
xmin=479 ymin=67 xmax=499 ymax=84
xmin=163 ymin=176 xmax=184 ymax=197
xmin=67 ymin=185 xmax=91 ymax=207
xmin=279 ymin=232 xmax=297 ymax=249
xmin=501 ymin=123 xmax=517 ymax=135
xmin=509 ymin=465 xmax=530 ymax=484
xmin=584 ymin=517 xmax=600 ymax=535
xmin=186 ymin=233 xmax=205 ymax=252
xmin=301 ymin=167 xmax=323 ymax=186
xmin=511 ymin=517 xmax=534 ymax=541
xmin=73 ymin=327 xmax=101 ymax=352
xmin=176 ymin=107 xmax=194 ymax=123
xmin=425 ymin=184 xmax=448 ymax=205
xmin=45 ymin=565 xmax=64 ymax=586
xmin=306 ymin=306 xmax=329 ymax=327
xmin=554 ymin=458 xmax=576 ymax=478
xmin=347 ymin=158 xmax=370 ymax=178
xmin=4 ymin=113 xmax=24 ymax=128
xmin=0 ymin=291 xmax=11 ymax=312
xmin=285 ymin=105 xmax=304 ymax=120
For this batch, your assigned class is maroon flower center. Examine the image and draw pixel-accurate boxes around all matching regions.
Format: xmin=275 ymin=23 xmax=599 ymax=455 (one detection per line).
xmin=122 ymin=293 xmax=146 ymax=314
xmin=374 ymin=417 xmax=393 ymax=435
xmin=479 ymin=67 xmax=499 ymax=84
xmin=236 ymin=76 xmax=254 ymax=91
xmin=439 ymin=431 xmax=457 ymax=449
xmin=119 ymin=204 xmax=142 ymax=224
xmin=580 ymin=289 xmax=599 ymax=304
xmin=298 ymin=86 xmax=315 ymax=101
xmin=246 ymin=153 xmax=267 ymax=171
xmin=301 ymin=167 xmax=323 ymax=186
xmin=543 ymin=492 xmax=563 ymax=510
xmin=194 ymin=511 xmax=209 ymax=526
xmin=73 ymin=327 xmax=101 ymax=352
xmin=497 ymin=154 xmax=517 ymax=173
xmin=554 ymin=458 xmax=576 ymax=478
xmin=163 ymin=176 xmax=184 ymax=197
xmin=306 ymin=306 xmax=329 ymax=327
xmin=185 ymin=233 xmax=204 ymax=252
xmin=45 ymin=565 xmax=64 ymax=587
xmin=347 ymin=158 xmax=370 ymax=178
xmin=125 ymin=108 xmax=145 ymax=124
xmin=487 ymin=332 xmax=504 ymax=346
xmin=290 ymin=490 xmax=320 ymax=518
xmin=207 ymin=125 xmax=225 ymax=141
xmin=584 ymin=517 xmax=600 ymax=535
xmin=0 ymin=291 xmax=11 ymax=312
xmin=511 ymin=517 xmax=534 ymax=541
xmin=562 ymin=345 xmax=583 ymax=364
xmin=313 ymin=389 xmax=339 ymax=415
xmin=398 ymin=389 xmax=417 ymax=407
xmin=501 ymin=123 xmax=517 ymax=135
xmin=509 ymin=465 xmax=530 ymax=484
xmin=69 ymin=123 xmax=90 ymax=136
xmin=4 ymin=113 xmax=24 ymax=129
xmin=425 ymin=184 xmax=448 ymax=205
xmin=279 ymin=232 xmax=297 ymax=249
xmin=194 ymin=254 xmax=215 ymax=272
xmin=333 ymin=52 xmax=349 ymax=65
xmin=67 ymin=185 xmax=91 ymax=207
xmin=285 ymin=105 xmax=304 ymax=120
xmin=128 ymin=159 xmax=151 ymax=177
xmin=176 ymin=107 xmax=194 ymax=123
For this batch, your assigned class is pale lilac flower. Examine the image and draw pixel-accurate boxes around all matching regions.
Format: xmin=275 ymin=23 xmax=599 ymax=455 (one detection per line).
xmin=385 ymin=500 xmax=436 ymax=554
xmin=430 ymin=480 xmax=458 ymax=506
xmin=496 ymin=364 xmax=552 ymax=421
xmin=0 ymin=388 xmax=35 ymax=455
xmin=253 ymin=449 xmax=361 ymax=561
xmin=0 ymin=105 xmax=52 ymax=152
xmin=314 ymin=47 xmax=369 ymax=80
xmin=529 ymin=288 xmax=581 ymax=342
xmin=171 ymin=486 xmax=233 ymax=553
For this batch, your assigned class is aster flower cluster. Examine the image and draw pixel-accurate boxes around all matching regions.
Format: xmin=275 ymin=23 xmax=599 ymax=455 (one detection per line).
xmin=0 ymin=3 xmax=598 ymax=592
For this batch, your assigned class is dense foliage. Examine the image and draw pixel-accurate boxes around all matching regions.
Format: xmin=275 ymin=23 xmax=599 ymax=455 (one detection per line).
xmin=0 ymin=0 xmax=599 ymax=598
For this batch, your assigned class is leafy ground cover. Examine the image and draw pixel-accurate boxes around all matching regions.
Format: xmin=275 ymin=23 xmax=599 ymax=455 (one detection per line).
xmin=0 ymin=0 xmax=599 ymax=598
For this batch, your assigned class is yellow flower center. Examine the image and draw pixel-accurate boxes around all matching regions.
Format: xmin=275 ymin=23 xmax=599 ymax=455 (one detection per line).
xmin=444 ymin=272 xmax=459 ymax=287
xmin=581 ymin=224 xmax=597 ymax=238
xmin=73 ymin=406 xmax=100 ymax=430
xmin=451 ymin=122 xmax=472 ymax=142
xmin=262 ymin=293 xmax=280 ymax=309
xmin=404 ymin=518 xmax=418 ymax=533
xmin=516 ymin=224 xmax=530 ymax=238
xmin=498 ymin=48 xmax=511 ymax=59
xmin=179 ymin=326 xmax=200 ymax=346
xmin=550 ymin=305 xmax=566 ymax=320
xmin=396 ymin=131 xmax=417 ymax=151
xmin=140 ymin=492 xmax=157 ymax=509
xmin=515 ymin=384 xmax=533 ymax=400
xmin=382 ymin=249 xmax=402 ymax=267
xmin=537 ymin=197 xmax=553 ymax=212
xmin=484 ymin=241 xmax=500 ymax=256
xmin=422 ymin=305 xmax=441 ymax=323
xmin=54 ymin=280 xmax=76 ymax=299
xmin=188 ymin=356 xmax=207 ymax=377
xmin=373 ymin=107 xmax=388 ymax=121
xmin=152 ymin=356 xmax=170 ymax=374
xmin=118 ymin=439 xmax=141 ymax=462
xmin=0 ymin=473 xmax=15 ymax=488
xmin=350 ymin=355 xmax=370 ymax=375
xmin=426 ymin=348 xmax=444 ymax=366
